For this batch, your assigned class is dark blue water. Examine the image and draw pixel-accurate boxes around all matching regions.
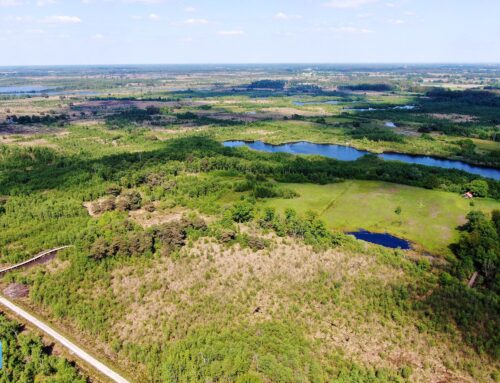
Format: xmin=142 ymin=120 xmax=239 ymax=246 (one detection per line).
xmin=224 ymin=140 xmax=365 ymax=161
xmin=223 ymin=141 xmax=500 ymax=180
xmin=348 ymin=230 xmax=411 ymax=249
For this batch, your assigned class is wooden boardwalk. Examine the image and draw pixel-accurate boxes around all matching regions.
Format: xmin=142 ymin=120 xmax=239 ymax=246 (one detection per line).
xmin=0 ymin=246 xmax=71 ymax=275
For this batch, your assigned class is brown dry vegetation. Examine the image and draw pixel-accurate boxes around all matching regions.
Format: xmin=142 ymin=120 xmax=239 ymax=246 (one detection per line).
xmin=103 ymin=232 xmax=493 ymax=383
xmin=429 ymin=113 xmax=479 ymax=123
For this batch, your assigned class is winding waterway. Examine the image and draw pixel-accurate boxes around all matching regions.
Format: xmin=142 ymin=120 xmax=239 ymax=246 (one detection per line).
xmin=223 ymin=140 xmax=500 ymax=180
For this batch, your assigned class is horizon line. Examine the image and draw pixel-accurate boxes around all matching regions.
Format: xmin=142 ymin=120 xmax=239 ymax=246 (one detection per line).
xmin=1 ymin=62 xmax=500 ymax=68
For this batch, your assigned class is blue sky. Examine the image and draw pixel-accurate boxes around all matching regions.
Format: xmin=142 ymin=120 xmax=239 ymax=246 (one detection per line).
xmin=1 ymin=0 xmax=499 ymax=65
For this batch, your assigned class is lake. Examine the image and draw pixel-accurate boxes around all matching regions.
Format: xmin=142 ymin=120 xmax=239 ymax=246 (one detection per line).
xmin=0 ymin=85 xmax=54 ymax=94
xmin=223 ymin=140 xmax=500 ymax=180
xmin=0 ymin=86 xmax=99 ymax=96
xmin=348 ymin=230 xmax=411 ymax=249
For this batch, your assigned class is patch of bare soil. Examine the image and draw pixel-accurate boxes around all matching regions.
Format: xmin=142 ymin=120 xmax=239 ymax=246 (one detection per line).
xmin=4 ymin=283 xmax=30 ymax=298
xmin=128 ymin=206 xmax=190 ymax=228
xmin=429 ymin=113 xmax=478 ymax=123
xmin=83 ymin=201 xmax=99 ymax=217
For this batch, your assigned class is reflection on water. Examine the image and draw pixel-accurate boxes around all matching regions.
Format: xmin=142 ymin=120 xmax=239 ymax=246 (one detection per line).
xmin=223 ymin=140 xmax=500 ymax=180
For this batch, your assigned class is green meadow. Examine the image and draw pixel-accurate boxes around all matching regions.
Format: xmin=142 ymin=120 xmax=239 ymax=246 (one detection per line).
xmin=264 ymin=180 xmax=500 ymax=253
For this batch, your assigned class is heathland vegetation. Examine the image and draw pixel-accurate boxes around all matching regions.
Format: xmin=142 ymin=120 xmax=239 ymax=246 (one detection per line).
xmin=0 ymin=64 xmax=499 ymax=382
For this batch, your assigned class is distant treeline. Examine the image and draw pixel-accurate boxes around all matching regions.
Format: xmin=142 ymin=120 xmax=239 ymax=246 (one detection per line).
xmin=426 ymin=88 xmax=500 ymax=107
xmin=6 ymin=113 xmax=69 ymax=125
xmin=339 ymin=83 xmax=393 ymax=92
xmin=247 ymin=80 xmax=286 ymax=90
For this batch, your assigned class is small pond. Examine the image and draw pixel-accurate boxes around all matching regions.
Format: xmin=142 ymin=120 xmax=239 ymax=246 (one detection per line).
xmin=348 ymin=230 xmax=411 ymax=249
xmin=223 ymin=140 xmax=500 ymax=180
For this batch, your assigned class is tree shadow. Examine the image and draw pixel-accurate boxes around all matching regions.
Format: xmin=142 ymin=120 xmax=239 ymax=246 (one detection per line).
xmin=414 ymin=280 xmax=499 ymax=358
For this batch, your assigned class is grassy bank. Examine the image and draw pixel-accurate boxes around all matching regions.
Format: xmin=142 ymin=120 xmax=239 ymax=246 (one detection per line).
xmin=263 ymin=181 xmax=500 ymax=254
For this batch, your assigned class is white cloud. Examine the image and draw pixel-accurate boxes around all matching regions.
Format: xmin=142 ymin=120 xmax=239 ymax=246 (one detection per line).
xmin=43 ymin=15 xmax=82 ymax=24
xmin=36 ymin=0 xmax=57 ymax=6
xmin=82 ymin=0 xmax=164 ymax=3
xmin=122 ymin=0 xmax=163 ymax=3
xmin=0 ymin=0 xmax=24 ymax=6
xmin=93 ymin=33 xmax=104 ymax=39
xmin=148 ymin=13 xmax=160 ymax=20
xmin=334 ymin=26 xmax=372 ymax=33
xmin=184 ymin=6 xmax=197 ymax=12
xmin=6 ymin=15 xmax=33 ymax=22
xmin=274 ymin=12 xmax=302 ymax=20
xmin=217 ymin=30 xmax=244 ymax=36
xmin=324 ymin=0 xmax=378 ymax=9
xmin=26 ymin=28 xmax=45 ymax=34
xmin=183 ymin=18 xmax=208 ymax=25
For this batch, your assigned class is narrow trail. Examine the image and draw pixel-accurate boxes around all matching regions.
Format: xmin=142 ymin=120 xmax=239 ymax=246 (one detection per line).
xmin=0 ymin=246 xmax=131 ymax=383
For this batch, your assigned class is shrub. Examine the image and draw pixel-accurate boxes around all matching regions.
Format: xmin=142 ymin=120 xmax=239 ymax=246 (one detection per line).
xmin=231 ymin=201 xmax=255 ymax=223
xmin=100 ymin=196 xmax=116 ymax=212
xmin=465 ymin=179 xmax=489 ymax=197
xmin=247 ymin=236 xmax=267 ymax=251
xmin=91 ymin=238 xmax=110 ymax=260
xmin=106 ymin=184 xmax=122 ymax=196
xmin=116 ymin=190 xmax=142 ymax=211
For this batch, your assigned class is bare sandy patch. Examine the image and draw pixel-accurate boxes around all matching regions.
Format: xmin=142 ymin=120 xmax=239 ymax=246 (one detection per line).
xmin=430 ymin=113 xmax=478 ymax=123
xmin=128 ymin=206 xmax=189 ymax=228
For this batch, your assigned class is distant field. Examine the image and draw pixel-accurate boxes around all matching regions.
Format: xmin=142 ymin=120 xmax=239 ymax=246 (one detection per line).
xmin=264 ymin=180 xmax=500 ymax=253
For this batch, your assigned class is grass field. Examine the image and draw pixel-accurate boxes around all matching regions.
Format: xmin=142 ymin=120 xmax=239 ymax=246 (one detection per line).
xmin=263 ymin=180 xmax=500 ymax=254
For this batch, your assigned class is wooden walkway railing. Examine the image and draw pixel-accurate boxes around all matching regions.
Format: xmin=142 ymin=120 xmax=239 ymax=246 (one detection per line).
xmin=0 ymin=246 xmax=71 ymax=275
